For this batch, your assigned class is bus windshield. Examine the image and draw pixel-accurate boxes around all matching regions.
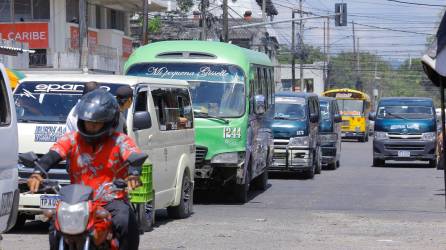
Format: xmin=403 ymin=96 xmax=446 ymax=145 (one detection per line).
xmin=337 ymin=99 xmax=364 ymax=116
xmin=377 ymin=105 xmax=433 ymax=119
xmin=126 ymin=63 xmax=246 ymax=118
xmin=274 ymin=96 xmax=306 ymax=120
xmin=320 ymin=100 xmax=330 ymax=119
xmin=14 ymin=82 xmax=124 ymax=124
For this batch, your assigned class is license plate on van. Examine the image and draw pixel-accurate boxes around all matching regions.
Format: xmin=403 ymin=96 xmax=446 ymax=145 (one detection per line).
xmin=398 ymin=151 xmax=410 ymax=157
xmin=40 ymin=195 xmax=60 ymax=209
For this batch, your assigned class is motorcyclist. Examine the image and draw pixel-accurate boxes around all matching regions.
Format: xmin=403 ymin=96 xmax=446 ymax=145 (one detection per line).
xmin=27 ymin=88 xmax=142 ymax=250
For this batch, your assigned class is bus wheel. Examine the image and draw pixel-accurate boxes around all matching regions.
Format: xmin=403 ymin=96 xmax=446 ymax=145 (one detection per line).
xmin=136 ymin=197 xmax=155 ymax=233
xmin=373 ymin=158 xmax=385 ymax=167
xmin=428 ymin=160 xmax=437 ymax=168
xmin=234 ymin=168 xmax=251 ymax=203
xmin=167 ymin=173 xmax=193 ymax=219
xmin=252 ymin=169 xmax=268 ymax=191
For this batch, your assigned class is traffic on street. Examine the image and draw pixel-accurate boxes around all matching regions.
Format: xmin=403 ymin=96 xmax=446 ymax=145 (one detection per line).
xmin=0 ymin=0 xmax=446 ymax=250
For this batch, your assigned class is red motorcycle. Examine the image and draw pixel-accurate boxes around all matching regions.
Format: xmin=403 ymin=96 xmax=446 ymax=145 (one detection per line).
xmin=19 ymin=152 xmax=148 ymax=250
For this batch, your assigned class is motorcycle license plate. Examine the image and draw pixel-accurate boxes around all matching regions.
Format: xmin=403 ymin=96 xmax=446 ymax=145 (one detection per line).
xmin=40 ymin=195 xmax=60 ymax=209
xmin=398 ymin=151 xmax=410 ymax=157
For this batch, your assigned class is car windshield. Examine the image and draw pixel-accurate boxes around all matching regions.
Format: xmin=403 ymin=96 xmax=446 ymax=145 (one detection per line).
xmin=320 ymin=101 xmax=330 ymax=119
xmin=337 ymin=99 xmax=364 ymax=116
xmin=377 ymin=105 xmax=433 ymax=119
xmin=14 ymin=82 xmax=125 ymax=124
xmin=274 ymin=96 xmax=306 ymax=120
xmin=126 ymin=63 xmax=246 ymax=117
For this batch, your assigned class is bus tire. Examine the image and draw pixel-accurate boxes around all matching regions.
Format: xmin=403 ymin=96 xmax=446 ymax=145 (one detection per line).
xmin=135 ymin=193 xmax=155 ymax=233
xmin=234 ymin=167 xmax=251 ymax=203
xmin=252 ymin=169 xmax=268 ymax=191
xmin=373 ymin=158 xmax=385 ymax=167
xmin=428 ymin=160 xmax=437 ymax=168
xmin=167 ymin=173 xmax=193 ymax=219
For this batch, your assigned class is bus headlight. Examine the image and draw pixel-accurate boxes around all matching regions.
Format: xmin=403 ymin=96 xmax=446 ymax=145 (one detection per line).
xmin=374 ymin=132 xmax=388 ymax=140
xmin=289 ymin=136 xmax=310 ymax=147
xmin=422 ymin=132 xmax=436 ymax=141
xmin=211 ymin=152 xmax=245 ymax=164
xmin=319 ymin=133 xmax=338 ymax=144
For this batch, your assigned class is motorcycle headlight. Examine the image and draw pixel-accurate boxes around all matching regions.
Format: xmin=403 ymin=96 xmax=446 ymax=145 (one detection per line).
xmin=422 ymin=132 xmax=436 ymax=141
xmin=319 ymin=133 xmax=338 ymax=144
xmin=211 ymin=152 xmax=245 ymax=164
xmin=374 ymin=132 xmax=388 ymax=140
xmin=289 ymin=136 xmax=310 ymax=147
xmin=57 ymin=201 xmax=89 ymax=235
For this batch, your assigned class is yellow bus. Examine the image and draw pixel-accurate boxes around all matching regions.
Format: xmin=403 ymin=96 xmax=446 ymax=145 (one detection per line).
xmin=322 ymin=88 xmax=371 ymax=142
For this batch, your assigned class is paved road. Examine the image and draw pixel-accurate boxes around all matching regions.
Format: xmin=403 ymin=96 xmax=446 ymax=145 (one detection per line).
xmin=3 ymin=140 xmax=446 ymax=249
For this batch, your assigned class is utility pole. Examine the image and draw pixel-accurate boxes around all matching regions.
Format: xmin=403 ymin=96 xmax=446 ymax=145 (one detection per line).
xmin=299 ymin=0 xmax=304 ymax=92
xmin=202 ymin=0 xmax=207 ymax=40
xmin=323 ymin=20 xmax=326 ymax=89
xmin=357 ymin=37 xmax=360 ymax=89
xmin=79 ymin=0 xmax=88 ymax=70
xmin=262 ymin=0 xmax=266 ymax=21
xmin=142 ymin=0 xmax=149 ymax=45
xmin=326 ymin=16 xmax=331 ymax=90
xmin=222 ymin=0 xmax=228 ymax=42
xmin=291 ymin=10 xmax=296 ymax=91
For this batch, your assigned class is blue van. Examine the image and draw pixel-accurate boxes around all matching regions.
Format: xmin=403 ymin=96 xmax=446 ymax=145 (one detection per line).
xmin=370 ymin=97 xmax=437 ymax=167
xmin=319 ymin=97 xmax=342 ymax=170
xmin=271 ymin=92 xmax=321 ymax=178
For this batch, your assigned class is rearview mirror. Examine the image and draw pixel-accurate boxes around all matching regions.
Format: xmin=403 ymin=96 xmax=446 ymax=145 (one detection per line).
xmin=133 ymin=111 xmax=152 ymax=131
xmin=254 ymin=95 xmax=266 ymax=115
xmin=334 ymin=114 xmax=342 ymax=123
xmin=369 ymin=112 xmax=376 ymax=121
xmin=18 ymin=152 xmax=38 ymax=168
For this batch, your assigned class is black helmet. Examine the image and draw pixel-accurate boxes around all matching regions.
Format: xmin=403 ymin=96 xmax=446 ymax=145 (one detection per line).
xmin=76 ymin=89 xmax=119 ymax=142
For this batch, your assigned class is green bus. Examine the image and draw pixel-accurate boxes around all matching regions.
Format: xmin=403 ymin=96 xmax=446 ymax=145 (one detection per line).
xmin=124 ymin=41 xmax=275 ymax=202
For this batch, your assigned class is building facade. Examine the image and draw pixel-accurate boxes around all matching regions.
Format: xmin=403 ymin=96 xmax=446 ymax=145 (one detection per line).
xmin=0 ymin=0 xmax=169 ymax=73
xmin=279 ymin=62 xmax=325 ymax=94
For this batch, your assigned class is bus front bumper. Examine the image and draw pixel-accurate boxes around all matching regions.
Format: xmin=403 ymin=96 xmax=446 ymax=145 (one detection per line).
xmin=373 ymin=140 xmax=436 ymax=161
xmin=341 ymin=131 xmax=366 ymax=139
xmin=271 ymin=147 xmax=313 ymax=172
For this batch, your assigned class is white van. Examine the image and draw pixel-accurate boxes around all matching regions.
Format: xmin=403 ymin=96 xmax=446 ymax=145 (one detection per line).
xmin=0 ymin=64 xmax=19 ymax=233
xmin=14 ymin=74 xmax=195 ymax=227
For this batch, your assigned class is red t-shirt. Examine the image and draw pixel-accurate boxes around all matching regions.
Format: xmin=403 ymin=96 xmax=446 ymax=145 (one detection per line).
xmin=50 ymin=132 xmax=141 ymax=199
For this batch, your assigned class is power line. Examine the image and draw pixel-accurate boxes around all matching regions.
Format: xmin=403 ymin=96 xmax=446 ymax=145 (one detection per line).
xmin=353 ymin=22 xmax=434 ymax=35
xmin=387 ymin=0 xmax=446 ymax=7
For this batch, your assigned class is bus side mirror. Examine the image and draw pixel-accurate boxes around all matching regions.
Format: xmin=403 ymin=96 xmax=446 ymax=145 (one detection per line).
xmin=254 ymin=95 xmax=266 ymax=115
xmin=133 ymin=111 xmax=152 ymax=131
xmin=334 ymin=114 xmax=342 ymax=123
xmin=369 ymin=112 xmax=376 ymax=121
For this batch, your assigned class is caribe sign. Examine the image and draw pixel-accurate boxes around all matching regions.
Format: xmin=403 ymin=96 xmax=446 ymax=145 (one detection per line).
xmin=0 ymin=22 xmax=49 ymax=48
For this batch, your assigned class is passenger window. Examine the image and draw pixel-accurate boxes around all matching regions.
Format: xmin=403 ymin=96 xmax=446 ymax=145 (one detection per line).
xmin=134 ymin=90 xmax=148 ymax=112
xmin=0 ymin=73 xmax=11 ymax=126
xmin=175 ymin=88 xmax=193 ymax=129
xmin=151 ymin=87 xmax=193 ymax=131
xmin=151 ymin=88 xmax=169 ymax=131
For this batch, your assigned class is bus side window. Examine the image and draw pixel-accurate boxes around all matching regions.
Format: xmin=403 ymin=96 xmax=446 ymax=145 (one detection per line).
xmin=176 ymin=88 xmax=193 ymax=129
xmin=134 ymin=90 xmax=148 ymax=112
xmin=151 ymin=88 xmax=168 ymax=131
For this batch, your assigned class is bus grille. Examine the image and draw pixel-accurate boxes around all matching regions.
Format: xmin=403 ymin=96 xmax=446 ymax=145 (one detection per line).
xmin=195 ymin=146 xmax=208 ymax=165
xmin=385 ymin=144 xmax=424 ymax=151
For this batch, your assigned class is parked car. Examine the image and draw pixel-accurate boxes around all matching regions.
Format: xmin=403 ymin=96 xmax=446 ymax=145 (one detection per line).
xmin=271 ymin=92 xmax=321 ymax=178
xmin=370 ymin=97 xmax=437 ymax=167
xmin=0 ymin=63 xmax=19 ymax=233
xmin=14 ymin=74 xmax=195 ymax=230
xmin=319 ymin=97 xmax=342 ymax=170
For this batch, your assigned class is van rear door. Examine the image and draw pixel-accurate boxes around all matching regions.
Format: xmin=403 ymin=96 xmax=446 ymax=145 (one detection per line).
xmin=0 ymin=64 xmax=19 ymax=232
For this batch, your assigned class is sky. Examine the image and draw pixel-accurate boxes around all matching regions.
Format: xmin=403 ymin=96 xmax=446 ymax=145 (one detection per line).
xmin=268 ymin=0 xmax=445 ymax=62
